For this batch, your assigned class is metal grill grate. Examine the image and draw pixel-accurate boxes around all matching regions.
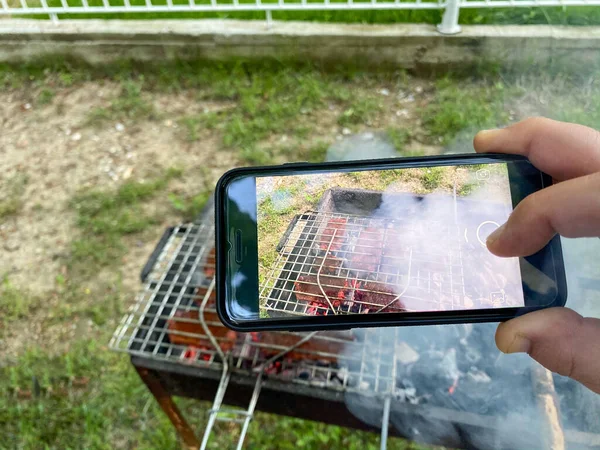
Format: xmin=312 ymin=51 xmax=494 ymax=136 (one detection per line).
xmin=109 ymin=217 xmax=400 ymax=397
xmin=110 ymin=221 xmax=226 ymax=368
xmin=261 ymin=210 xmax=474 ymax=317
xmin=108 ymin=210 xmax=556 ymax=450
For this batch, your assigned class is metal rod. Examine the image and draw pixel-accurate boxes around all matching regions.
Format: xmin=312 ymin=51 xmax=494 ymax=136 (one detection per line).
xmin=375 ymin=249 xmax=413 ymax=312
xmin=198 ymin=278 xmax=229 ymax=367
xmin=237 ymin=374 xmax=264 ymax=450
xmin=200 ymin=369 xmax=231 ymax=450
xmin=316 ymin=227 xmax=340 ymax=315
xmin=380 ymin=396 xmax=391 ymax=450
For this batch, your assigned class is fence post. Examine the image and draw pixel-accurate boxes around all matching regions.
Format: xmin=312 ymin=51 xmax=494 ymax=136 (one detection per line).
xmin=437 ymin=0 xmax=461 ymax=35
xmin=265 ymin=10 xmax=273 ymax=29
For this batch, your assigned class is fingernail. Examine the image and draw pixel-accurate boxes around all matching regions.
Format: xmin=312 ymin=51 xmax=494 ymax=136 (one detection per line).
xmin=505 ymin=334 xmax=531 ymax=354
xmin=476 ymin=128 xmax=503 ymax=140
xmin=486 ymin=223 xmax=506 ymax=247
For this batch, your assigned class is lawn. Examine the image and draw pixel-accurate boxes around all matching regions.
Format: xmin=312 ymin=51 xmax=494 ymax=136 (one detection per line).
xmin=1 ymin=58 xmax=599 ymax=449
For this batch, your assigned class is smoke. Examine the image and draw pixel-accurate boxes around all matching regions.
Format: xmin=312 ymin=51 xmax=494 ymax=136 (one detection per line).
xmin=324 ymin=133 xmax=600 ymax=449
xmin=326 ymin=132 xmax=398 ymax=162
xmin=341 ymin=325 xmax=554 ymax=449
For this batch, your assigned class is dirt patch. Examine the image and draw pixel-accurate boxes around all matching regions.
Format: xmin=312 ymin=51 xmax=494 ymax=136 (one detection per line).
xmin=0 ymin=83 xmax=238 ymax=295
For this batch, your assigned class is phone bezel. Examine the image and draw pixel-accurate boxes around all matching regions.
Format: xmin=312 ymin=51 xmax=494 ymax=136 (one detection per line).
xmin=215 ymin=153 xmax=567 ymax=332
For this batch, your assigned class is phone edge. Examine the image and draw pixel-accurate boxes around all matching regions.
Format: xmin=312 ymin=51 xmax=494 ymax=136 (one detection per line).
xmin=215 ymin=153 xmax=567 ymax=332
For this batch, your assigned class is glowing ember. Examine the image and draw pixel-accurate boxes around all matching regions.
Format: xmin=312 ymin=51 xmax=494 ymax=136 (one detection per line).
xmin=448 ymin=378 xmax=459 ymax=395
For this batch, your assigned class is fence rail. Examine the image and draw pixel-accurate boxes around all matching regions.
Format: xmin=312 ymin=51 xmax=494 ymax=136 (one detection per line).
xmin=1 ymin=0 xmax=599 ymax=34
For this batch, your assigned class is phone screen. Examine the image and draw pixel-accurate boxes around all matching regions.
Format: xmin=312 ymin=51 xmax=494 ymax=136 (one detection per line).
xmin=220 ymin=157 xmax=564 ymax=325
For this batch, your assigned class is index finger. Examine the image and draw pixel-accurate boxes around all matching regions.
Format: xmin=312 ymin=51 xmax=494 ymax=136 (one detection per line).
xmin=473 ymin=117 xmax=600 ymax=181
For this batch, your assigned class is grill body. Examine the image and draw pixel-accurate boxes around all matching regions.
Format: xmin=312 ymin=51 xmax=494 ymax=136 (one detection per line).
xmin=110 ymin=200 xmax=600 ymax=450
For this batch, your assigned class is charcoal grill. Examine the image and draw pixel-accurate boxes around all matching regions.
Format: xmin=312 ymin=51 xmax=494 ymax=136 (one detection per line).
xmin=110 ymin=199 xmax=600 ymax=450
xmin=262 ymin=188 xmax=521 ymax=317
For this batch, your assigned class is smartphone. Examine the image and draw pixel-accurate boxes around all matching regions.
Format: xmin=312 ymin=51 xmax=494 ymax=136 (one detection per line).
xmin=215 ymin=154 xmax=567 ymax=332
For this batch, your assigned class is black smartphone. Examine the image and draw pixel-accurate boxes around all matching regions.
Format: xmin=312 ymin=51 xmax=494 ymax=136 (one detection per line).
xmin=215 ymin=154 xmax=567 ymax=332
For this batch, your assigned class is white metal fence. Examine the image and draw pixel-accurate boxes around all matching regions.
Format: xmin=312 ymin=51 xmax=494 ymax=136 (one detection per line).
xmin=1 ymin=0 xmax=599 ymax=34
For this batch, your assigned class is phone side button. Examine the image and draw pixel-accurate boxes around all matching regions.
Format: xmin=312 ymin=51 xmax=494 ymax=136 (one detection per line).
xmin=282 ymin=161 xmax=309 ymax=165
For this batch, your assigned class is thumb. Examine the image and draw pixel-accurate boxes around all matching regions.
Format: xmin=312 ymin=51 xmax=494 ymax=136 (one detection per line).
xmin=496 ymin=308 xmax=600 ymax=393
xmin=486 ymin=172 xmax=600 ymax=257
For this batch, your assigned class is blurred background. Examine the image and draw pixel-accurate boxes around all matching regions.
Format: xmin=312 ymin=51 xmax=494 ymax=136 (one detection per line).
xmin=1 ymin=3 xmax=600 ymax=449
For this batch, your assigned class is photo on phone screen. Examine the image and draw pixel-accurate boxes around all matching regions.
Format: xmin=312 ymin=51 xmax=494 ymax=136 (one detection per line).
xmin=257 ymin=163 xmax=522 ymax=318
xmin=217 ymin=155 xmax=566 ymax=329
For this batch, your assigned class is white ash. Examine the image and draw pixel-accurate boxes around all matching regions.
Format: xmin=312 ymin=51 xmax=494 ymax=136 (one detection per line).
xmin=395 ymin=341 xmax=420 ymax=365
xmin=467 ymin=368 xmax=492 ymax=384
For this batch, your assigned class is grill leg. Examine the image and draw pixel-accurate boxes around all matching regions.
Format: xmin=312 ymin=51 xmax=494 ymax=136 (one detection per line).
xmin=135 ymin=365 xmax=200 ymax=450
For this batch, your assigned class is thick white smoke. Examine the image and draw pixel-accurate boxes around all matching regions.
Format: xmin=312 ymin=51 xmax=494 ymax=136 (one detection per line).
xmin=325 ymin=132 xmax=600 ymax=449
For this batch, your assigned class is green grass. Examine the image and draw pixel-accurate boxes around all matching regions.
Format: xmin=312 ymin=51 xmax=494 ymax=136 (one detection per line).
xmin=48 ymin=280 xmax=126 ymax=326
xmin=298 ymin=142 xmax=330 ymax=163
xmin=168 ymin=191 xmax=212 ymax=221
xmin=37 ymin=88 xmax=55 ymax=105
xmin=219 ymin=69 xmax=327 ymax=148
xmin=87 ymin=77 xmax=157 ymax=125
xmin=179 ymin=112 xmax=221 ymax=141
xmin=0 ymin=277 xmax=40 ymax=326
xmin=240 ymin=146 xmax=276 ymax=165
xmin=0 ymin=174 xmax=28 ymax=223
xmin=154 ymin=63 xmax=388 ymax=164
xmin=0 ymin=337 xmax=426 ymax=450
xmin=0 ymin=340 xmax=172 ymax=450
xmin=162 ymin=64 xmax=340 ymax=164
xmin=422 ymin=79 xmax=511 ymax=144
xmin=420 ymin=167 xmax=445 ymax=190
xmin=386 ymin=128 xmax=415 ymax=154
xmin=337 ymin=97 xmax=381 ymax=128
xmin=68 ymin=167 xmax=183 ymax=277
xmin=457 ymin=182 xmax=476 ymax=196
xmin=552 ymin=90 xmax=600 ymax=129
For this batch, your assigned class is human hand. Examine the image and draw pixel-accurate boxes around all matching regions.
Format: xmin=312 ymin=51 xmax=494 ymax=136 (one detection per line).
xmin=473 ymin=117 xmax=600 ymax=393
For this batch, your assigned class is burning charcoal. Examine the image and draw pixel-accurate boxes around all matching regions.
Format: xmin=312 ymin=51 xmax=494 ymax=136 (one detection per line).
xmin=204 ymin=247 xmax=216 ymax=278
xmin=319 ymin=217 xmax=347 ymax=251
xmin=312 ymin=256 xmax=343 ymax=275
xmin=167 ymin=308 xmax=237 ymax=352
xmin=294 ymin=274 xmax=349 ymax=307
xmin=395 ymin=341 xmax=420 ymax=365
xmin=440 ymin=349 xmax=461 ymax=395
xmin=305 ymin=301 xmax=328 ymax=316
xmin=254 ymin=331 xmax=353 ymax=363
xmin=349 ymin=227 xmax=384 ymax=272
xmin=355 ymin=281 xmax=405 ymax=311
xmin=195 ymin=286 xmax=216 ymax=305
